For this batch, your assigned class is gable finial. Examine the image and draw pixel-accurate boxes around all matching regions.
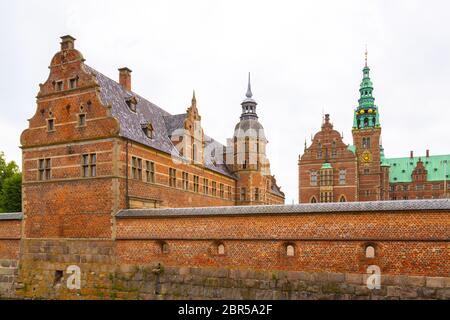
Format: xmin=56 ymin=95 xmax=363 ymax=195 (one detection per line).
xmin=192 ymin=89 xmax=196 ymax=106
xmin=246 ymin=72 xmax=252 ymax=98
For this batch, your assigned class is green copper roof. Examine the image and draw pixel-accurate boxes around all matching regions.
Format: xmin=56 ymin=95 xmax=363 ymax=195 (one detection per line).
xmin=385 ymin=154 xmax=450 ymax=183
xmin=353 ymin=54 xmax=380 ymax=130
xmin=321 ymin=162 xmax=332 ymax=169
xmin=347 ymin=145 xmax=356 ymax=154
xmin=380 ymin=146 xmax=390 ymax=167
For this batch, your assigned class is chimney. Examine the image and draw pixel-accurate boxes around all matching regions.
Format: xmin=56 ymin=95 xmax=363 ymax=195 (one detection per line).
xmin=118 ymin=67 xmax=132 ymax=91
xmin=410 ymin=151 xmax=414 ymax=159
xmin=60 ymin=35 xmax=76 ymax=51
xmin=426 ymin=149 xmax=430 ymax=158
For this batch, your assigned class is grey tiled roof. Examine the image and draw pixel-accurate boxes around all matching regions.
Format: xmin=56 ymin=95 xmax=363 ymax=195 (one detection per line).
xmin=116 ymin=199 xmax=450 ymax=218
xmin=85 ymin=65 xmax=236 ymax=179
xmin=0 ymin=212 xmax=23 ymax=220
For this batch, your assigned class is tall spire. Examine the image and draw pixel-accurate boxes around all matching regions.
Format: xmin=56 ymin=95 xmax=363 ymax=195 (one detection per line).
xmin=353 ymin=49 xmax=380 ymax=130
xmin=240 ymin=72 xmax=258 ymax=120
xmin=246 ymin=72 xmax=253 ymax=98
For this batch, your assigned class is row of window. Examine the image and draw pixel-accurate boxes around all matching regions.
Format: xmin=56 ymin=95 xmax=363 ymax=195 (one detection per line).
xmin=52 ymin=77 xmax=79 ymax=92
xmin=391 ymin=195 xmax=446 ymax=200
xmin=158 ymin=241 xmax=376 ymax=259
xmin=310 ymin=194 xmax=347 ymax=203
xmin=390 ymin=183 xmax=450 ymax=192
xmin=131 ymin=157 xmax=232 ymax=199
xmin=238 ymin=187 xmax=261 ymax=202
xmin=316 ymin=142 xmax=338 ymax=159
xmin=310 ymin=169 xmax=347 ymax=186
xmin=38 ymin=153 xmax=97 ymax=180
xmin=47 ymin=114 xmax=86 ymax=132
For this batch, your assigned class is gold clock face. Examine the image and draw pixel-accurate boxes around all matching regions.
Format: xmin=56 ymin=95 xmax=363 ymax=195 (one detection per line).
xmin=361 ymin=150 xmax=372 ymax=163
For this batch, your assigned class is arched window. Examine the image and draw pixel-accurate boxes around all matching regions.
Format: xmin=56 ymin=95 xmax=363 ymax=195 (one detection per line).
xmin=310 ymin=196 xmax=317 ymax=203
xmin=286 ymin=244 xmax=295 ymax=257
xmin=339 ymin=195 xmax=346 ymax=202
xmin=365 ymin=245 xmax=375 ymax=258
xmin=218 ymin=243 xmax=225 ymax=255
xmin=364 ymin=117 xmax=369 ymax=127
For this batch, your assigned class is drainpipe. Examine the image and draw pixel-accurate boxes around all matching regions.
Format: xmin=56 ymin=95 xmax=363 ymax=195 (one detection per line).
xmin=125 ymin=140 xmax=129 ymax=209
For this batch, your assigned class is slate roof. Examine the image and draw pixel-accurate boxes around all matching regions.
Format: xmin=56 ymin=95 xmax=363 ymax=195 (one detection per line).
xmin=85 ymin=65 xmax=236 ymax=179
xmin=0 ymin=212 xmax=23 ymax=220
xmin=116 ymin=199 xmax=450 ymax=218
xmin=385 ymin=154 xmax=450 ymax=183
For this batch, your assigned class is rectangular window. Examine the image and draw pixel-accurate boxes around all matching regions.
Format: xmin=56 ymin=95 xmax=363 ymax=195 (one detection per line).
xmin=169 ymin=168 xmax=177 ymax=187
xmin=182 ymin=172 xmax=189 ymax=190
xmin=82 ymin=154 xmax=96 ymax=177
xmin=240 ymin=187 xmax=246 ymax=201
xmin=362 ymin=137 xmax=371 ymax=149
xmin=69 ymin=78 xmax=78 ymax=89
xmin=432 ymin=184 xmax=441 ymax=190
xmin=320 ymin=191 xmax=333 ymax=203
xmin=363 ymin=168 xmax=370 ymax=175
xmin=227 ymin=186 xmax=232 ymax=199
xmin=145 ymin=161 xmax=155 ymax=183
xmin=56 ymin=80 xmax=64 ymax=91
xmin=310 ymin=171 xmax=318 ymax=186
xmin=254 ymin=188 xmax=260 ymax=201
xmin=82 ymin=155 xmax=89 ymax=177
xmin=320 ymin=170 xmax=333 ymax=186
xmin=339 ymin=169 xmax=346 ymax=185
xmin=78 ymin=114 xmax=86 ymax=126
xmin=211 ymin=181 xmax=217 ymax=196
xmin=38 ymin=158 xmax=51 ymax=180
xmin=403 ymin=184 xmax=409 ymax=191
xmin=219 ymin=183 xmax=224 ymax=198
xmin=131 ymin=157 xmax=142 ymax=180
xmin=193 ymin=175 xmax=199 ymax=192
xmin=203 ymin=178 xmax=209 ymax=194
xmin=47 ymin=119 xmax=55 ymax=132
xmin=131 ymin=157 xmax=137 ymax=180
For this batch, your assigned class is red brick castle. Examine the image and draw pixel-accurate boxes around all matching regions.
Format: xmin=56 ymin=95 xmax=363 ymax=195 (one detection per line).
xmin=299 ymin=51 xmax=450 ymax=203
xmin=20 ymin=36 xmax=284 ymax=238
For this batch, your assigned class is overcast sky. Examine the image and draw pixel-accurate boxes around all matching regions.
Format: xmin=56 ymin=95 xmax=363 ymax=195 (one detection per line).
xmin=1 ymin=0 xmax=449 ymax=203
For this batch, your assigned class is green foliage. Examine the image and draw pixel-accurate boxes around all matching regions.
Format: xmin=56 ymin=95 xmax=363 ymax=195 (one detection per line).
xmin=0 ymin=152 xmax=22 ymax=213
xmin=1 ymin=173 xmax=22 ymax=212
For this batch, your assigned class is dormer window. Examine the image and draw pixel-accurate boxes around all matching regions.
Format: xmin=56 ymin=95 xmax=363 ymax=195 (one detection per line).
xmin=125 ymin=96 xmax=137 ymax=112
xmin=47 ymin=118 xmax=55 ymax=132
xmin=142 ymin=123 xmax=154 ymax=139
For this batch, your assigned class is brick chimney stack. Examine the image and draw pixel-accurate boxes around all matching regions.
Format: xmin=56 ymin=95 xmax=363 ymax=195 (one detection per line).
xmin=410 ymin=151 xmax=414 ymax=159
xmin=426 ymin=149 xmax=430 ymax=157
xmin=60 ymin=35 xmax=76 ymax=50
xmin=118 ymin=67 xmax=132 ymax=91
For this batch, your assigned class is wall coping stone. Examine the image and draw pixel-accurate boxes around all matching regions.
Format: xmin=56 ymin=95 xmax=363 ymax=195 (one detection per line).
xmin=0 ymin=213 xmax=23 ymax=220
xmin=116 ymin=199 xmax=450 ymax=218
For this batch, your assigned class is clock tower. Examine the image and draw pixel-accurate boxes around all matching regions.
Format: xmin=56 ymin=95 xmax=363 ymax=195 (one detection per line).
xmin=352 ymin=50 xmax=383 ymax=201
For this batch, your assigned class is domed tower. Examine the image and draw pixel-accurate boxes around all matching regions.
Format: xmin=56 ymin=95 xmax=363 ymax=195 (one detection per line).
xmin=229 ymin=74 xmax=284 ymax=205
xmin=352 ymin=49 xmax=383 ymax=201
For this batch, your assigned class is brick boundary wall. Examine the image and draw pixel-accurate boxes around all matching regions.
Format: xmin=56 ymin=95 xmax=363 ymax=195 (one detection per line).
xmin=0 ymin=213 xmax=22 ymax=299
xmin=1 ymin=200 xmax=449 ymax=299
